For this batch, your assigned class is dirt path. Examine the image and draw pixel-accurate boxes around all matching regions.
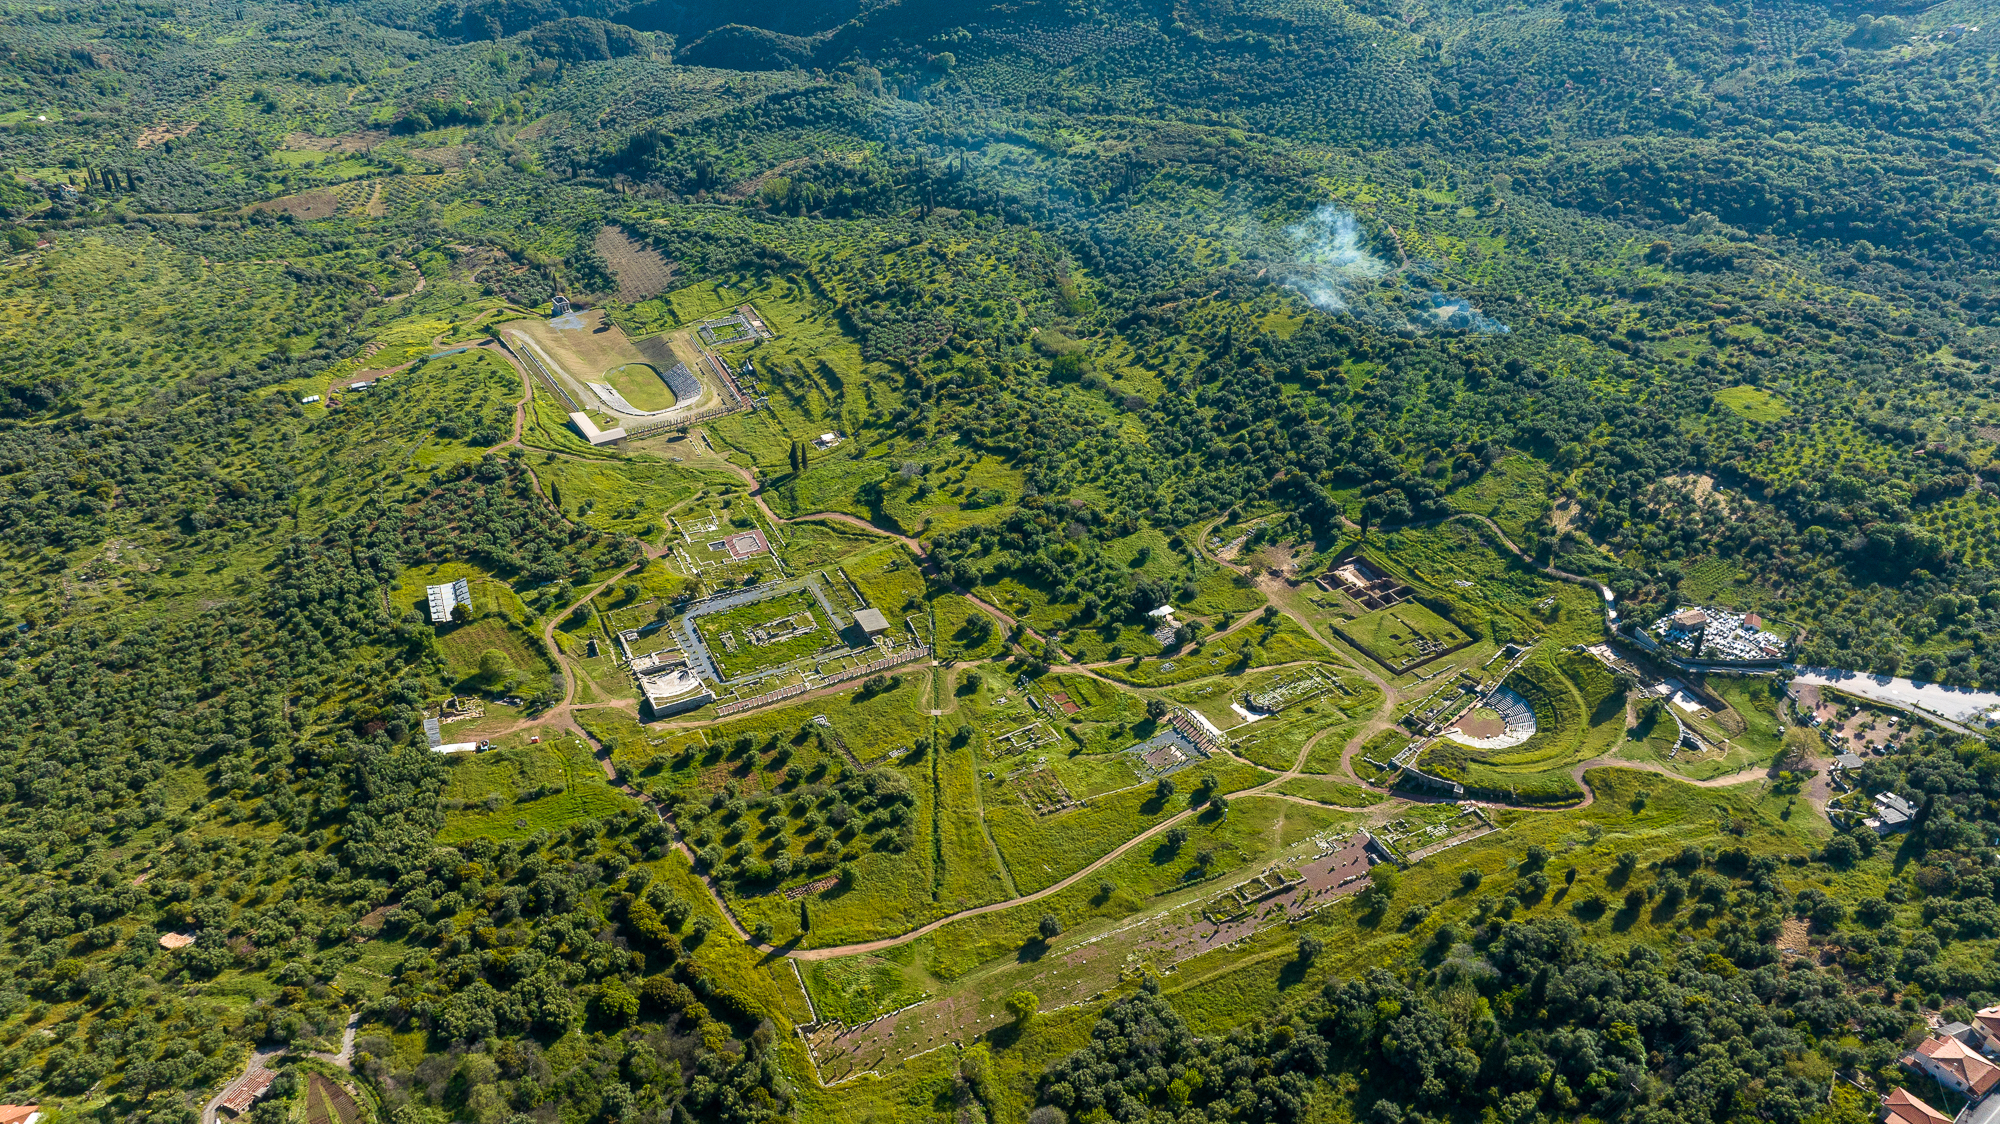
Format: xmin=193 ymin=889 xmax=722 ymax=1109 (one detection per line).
xmin=1193 ymin=514 xmax=1248 ymax=574
xmin=576 ymin=718 xmax=761 ymax=944
xmin=789 ymin=636 xmax=1381 ymax=961
xmin=1454 ymin=513 xmax=1616 ymax=620
xmin=202 ymin=1046 xmax=286 ymax=1124
xmin=1249 ymin=573 xmax=1401 ymax=788
xmin=703 ymin=447 xmax=1043 ymax=650
xmin=1565 ymin=755 xmax=1789 ymax=809
xmin=310 ymin=1011 xmax=362 ymax=1071
xmin=789 ymin=796 xmax=1204 ymax=960
xmin=384 ymin=258 xmax=427 ymax=301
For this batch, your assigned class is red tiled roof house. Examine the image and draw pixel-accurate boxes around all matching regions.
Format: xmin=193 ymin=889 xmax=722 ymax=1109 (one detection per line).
xmin=1884 ymin=1087 xmax=1952 ymax=1124
xmin=1907 ymin=1035 xmax=2000 ymax=1097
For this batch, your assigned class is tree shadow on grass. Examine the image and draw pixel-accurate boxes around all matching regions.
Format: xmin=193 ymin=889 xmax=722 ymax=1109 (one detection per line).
xmin=1016 ymin=937 xmax=1053 ymax=964
xmin=990 ymin=1017 xmax=1037 ymax=1049
xmin=1276 ymin=956 xmax=1313 ymax=991
xmin=758 ymin=934 xmax=804 ymax=965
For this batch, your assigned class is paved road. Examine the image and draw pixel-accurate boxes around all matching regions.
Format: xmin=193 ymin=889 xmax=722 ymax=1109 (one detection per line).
xmin=1789 ymin=665 xmax=2000 ymax=731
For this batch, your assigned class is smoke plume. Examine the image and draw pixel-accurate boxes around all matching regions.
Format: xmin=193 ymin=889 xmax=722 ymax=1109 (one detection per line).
xmin=1273 ymin=204 xmax=1390 ymax=311
xmin=1255 ymin=203 xmax=1510 ymax=334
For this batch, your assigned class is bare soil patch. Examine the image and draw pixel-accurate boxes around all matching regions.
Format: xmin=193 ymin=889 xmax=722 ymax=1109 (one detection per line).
xmin=249 ymin=188 xmax=343 ymax=219
xmin=412 ymin=144 xmax=472 ymax=170
xmin=596 ymin=225 xmax=676 ymax=301
xmin=307 ymin=1073 xmax=365 ymax=1124
xmin=355 ymin=902 xmax=397 ymax=932
xmin=136 ymin=122 xmax=198 ymax=149
xmin=1454 ymin=710 xmax=1505 ymax=739
xmin=286 ymin=129 xmax=389 ymax=153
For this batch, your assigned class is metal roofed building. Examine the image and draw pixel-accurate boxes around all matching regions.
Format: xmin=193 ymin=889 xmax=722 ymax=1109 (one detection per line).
xmin=1866 ymin=790 xmax=1918 ymax=835
xmin=427 ymin=578 xmax=471 ymax=624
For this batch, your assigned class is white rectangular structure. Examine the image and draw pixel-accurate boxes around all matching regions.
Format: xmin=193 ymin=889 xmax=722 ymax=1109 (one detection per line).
xmin=426 ymin=578 xmax=471 ymax=624
xmin=569 ymin=411 xmax=628 ymax=445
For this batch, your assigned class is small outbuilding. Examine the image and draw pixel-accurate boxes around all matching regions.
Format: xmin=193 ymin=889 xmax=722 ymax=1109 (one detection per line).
xmin=853 ymin=608 xmax=890 ymax=638
xmin=569 ymin=412 xmax=627 ymax=446
xmin=427 ymin=578 xmax=471 ymax=624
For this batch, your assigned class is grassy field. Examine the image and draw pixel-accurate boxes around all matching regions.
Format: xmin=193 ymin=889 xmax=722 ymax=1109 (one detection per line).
xmin=1620 ymin=673 xmax=1790 ymax=779
xmin=697 ymin=588 xmax=832 ymax=679
xmin=521 ymin=381 xmax=620 ymax=457
xmin=1358 ymin=520 xmax=1610 ymax=650
xmin=1447 ymin=453 xmax=1553 ymax=541
xmin=604 ymin=362 xmax=677 ymax=411
xmin=806 ymin=792 xmax=1359 ymax=1017
xmin=604 ymin=673 xmax=933 ymax=793
xmin=956 ymin=671 xmax=1152 ymax=800
xmin=672 ymin=276 xmax=897 ymax=483
xmin=1167 ymin=662 xmax=1380 ymax=771
xmin=982 ymin=760 xmax=1269 ymax=896
xmin=1336 ymin=599 xmax=1472 ymax=672
xmin=961 ymin=538 xmax=1267 ymax=664
xmin=1418 ymin=646 xmax=1630 ymax=804
xmin=839 ymin=541 xmax=929 ymax=623
xmin=578 ymin=675 xmax=1027 ymax=948
xmin=1095 ymin=616 xmax=1329 ymax=687
xmin=932 ymin=594 xmax=1007 ymax=660
xmin=715 ymin=725 xmax=1016 ymax=948
xmin=1714 ymin=384 xmax=1791 ymax=422
xmin=433 ymin=617 xmax=554 ymax=696
xmin=1704 ymin=675 xmax=1789 ymax=759
xmin=535 ymin=455 xmax=735 ymax=541
xmin=1272 ymin=775 xmax=1385 ymax=807
xmin=436 ymin=736 xmax=638 ymax=843
xmin=1158 ymin=765 xmax=1832 ymax=1043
